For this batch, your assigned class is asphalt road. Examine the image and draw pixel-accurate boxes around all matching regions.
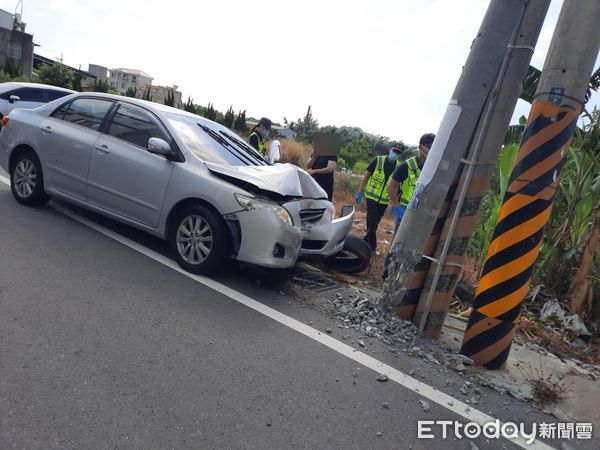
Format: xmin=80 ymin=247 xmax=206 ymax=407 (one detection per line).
xmin=0 ymin=172 xmax=582 ymax=450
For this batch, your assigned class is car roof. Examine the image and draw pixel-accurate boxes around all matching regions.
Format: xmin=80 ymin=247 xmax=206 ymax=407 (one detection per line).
xmin=74 ymin=92 xmax=212 ymax=123
xmin=0 ymin=81 xmax=77 ymax=93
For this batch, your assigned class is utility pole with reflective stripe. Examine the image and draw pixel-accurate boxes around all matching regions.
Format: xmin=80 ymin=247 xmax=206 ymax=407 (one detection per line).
xmin=461 ymin=0 xmax=600 ymax=369
xmin=381 ymin=0 xmax=539 ymax=309
xmin=412 ymin=0 xmax=551 ymax=338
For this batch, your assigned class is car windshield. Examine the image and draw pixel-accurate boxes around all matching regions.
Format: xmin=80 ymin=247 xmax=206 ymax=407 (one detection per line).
xmin=166 ymin=113 xmax=268 ymax=166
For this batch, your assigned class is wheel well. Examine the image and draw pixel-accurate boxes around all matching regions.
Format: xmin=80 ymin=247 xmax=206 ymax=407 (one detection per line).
xmin=166 ymin=198 xmax=228 ymax=238
xmin=8 ymin=144 xmax=36 ymax=174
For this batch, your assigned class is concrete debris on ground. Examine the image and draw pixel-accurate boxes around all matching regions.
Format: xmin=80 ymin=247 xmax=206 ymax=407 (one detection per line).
xmin=288 ymin=268 xmax=600 ymax=434
xmin=418 ymin=400 xmax=431 ymax=412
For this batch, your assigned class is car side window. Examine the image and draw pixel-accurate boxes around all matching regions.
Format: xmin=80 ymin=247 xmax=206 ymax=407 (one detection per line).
xmin=46 ymin=90 xmax=71 ymax=102
xmin=107 ymin=104 xmax=167 ymax=149
xmin=54 ymin=98 xmax=113 ymax=130
xmin=10 ymin=88 xmax=45 ymax=102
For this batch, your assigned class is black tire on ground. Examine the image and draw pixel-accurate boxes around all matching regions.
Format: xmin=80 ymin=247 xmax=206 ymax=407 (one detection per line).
xmin=10 ymin=150 xmax=51 ymax=207
xmin=322 ymin=234 xmax=372 ymax=274
xmin=169 ymin=204 xmax=229 ymax=274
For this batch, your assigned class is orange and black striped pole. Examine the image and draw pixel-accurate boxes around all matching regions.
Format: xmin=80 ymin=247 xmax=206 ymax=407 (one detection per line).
xmin=461 ymin=0 xmax=600 ymax=369
xmin=412 ymin=0 xmax=551 ymax=338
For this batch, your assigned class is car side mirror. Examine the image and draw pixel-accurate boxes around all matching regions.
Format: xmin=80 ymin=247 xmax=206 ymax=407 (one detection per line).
xmin=9 ymin=95 xmax=20 ymax=104
xmin=147 ymin=137 xmax=172 ymax=157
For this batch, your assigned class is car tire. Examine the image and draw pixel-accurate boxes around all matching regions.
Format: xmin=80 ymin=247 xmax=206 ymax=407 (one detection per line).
xmin=10 ymin=150 xmax=51 ymax=207
xmin=169 ymin=204 xmax=229 ymax=274
xmin=322 ymin=234 xmax=372 ymax=274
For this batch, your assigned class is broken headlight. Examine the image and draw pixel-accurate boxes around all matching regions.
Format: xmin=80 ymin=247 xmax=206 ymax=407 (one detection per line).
xmin=234 ymin=193 xmax=293 ymax=226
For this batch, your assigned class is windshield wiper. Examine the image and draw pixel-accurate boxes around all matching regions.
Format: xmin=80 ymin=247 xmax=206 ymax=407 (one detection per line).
xmin=197 ymin=124 xmax=254 ymax=165
xmin=218 ymin=130 xmax=268 ymax=165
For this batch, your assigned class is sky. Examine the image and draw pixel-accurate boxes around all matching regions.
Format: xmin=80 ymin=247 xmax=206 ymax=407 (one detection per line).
xmin=2 ymin=0 xmax=598 ymax=145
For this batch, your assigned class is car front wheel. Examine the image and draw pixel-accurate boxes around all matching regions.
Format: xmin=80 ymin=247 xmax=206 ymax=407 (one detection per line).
xmin=10 ymin=151 xmax=51 ymax=206
xmin=169 ymin=204 xmax=229 ymax=274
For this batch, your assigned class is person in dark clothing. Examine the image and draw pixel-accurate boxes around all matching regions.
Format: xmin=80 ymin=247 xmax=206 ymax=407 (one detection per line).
xmin=307 ymin=154 xmax=337 ymax=201
xmin=355 ymin=144 xmax=403 ymax=251
xmin=248 ymin=117 xmax=272 ymax=155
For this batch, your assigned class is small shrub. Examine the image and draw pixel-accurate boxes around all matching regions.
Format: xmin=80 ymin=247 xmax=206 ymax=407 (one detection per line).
xmin=335 ymin=172 xmax=360 ymax=195
xmin=521 ymin=362 xmax=566 ymax=407
xmin=353 ymin=161 xmax=368 ymax=173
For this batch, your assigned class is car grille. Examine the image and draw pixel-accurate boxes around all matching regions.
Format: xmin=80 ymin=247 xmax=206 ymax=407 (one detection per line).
xmin=301 ymin=240 xmax=327 ymax=250
xmin=299 ymin=208 xmax=325 ymax=224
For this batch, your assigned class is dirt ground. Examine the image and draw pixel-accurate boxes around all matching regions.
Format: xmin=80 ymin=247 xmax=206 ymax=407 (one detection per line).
xmin=330 ymin=192 xmax=396 ymax=288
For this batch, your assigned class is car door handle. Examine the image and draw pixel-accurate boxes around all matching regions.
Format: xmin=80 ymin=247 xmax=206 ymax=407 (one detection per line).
xmin=95 ymin=144 xmax=110 ymax=154
xmin=40 ymin=125 xmax=53 ymax=135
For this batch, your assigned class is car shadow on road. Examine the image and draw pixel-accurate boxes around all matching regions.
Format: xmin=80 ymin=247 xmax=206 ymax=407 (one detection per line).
xmin=50 ymin=198 xmax=295 ymax=291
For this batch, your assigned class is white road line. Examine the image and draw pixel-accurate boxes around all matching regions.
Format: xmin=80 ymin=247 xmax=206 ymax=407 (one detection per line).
xmin=0 ymin=176 xmax=552 ymax=450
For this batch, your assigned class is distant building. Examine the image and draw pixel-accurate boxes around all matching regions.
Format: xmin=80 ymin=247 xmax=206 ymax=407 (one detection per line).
xmin=88 ymin=64 xmax=108 ymax=81
xmin=0 ymin=9 xmax=34 ymax=78
xmin=109 ymin=68 xmax=153 ymax=95
xmin=273 ymin=126 xmax=297 ymax=139
xmin=140 ymin=84 xmax=182 ymax=106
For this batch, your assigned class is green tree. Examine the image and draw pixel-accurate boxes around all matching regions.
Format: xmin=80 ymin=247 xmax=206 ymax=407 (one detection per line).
xmin=183 ymin=96 xmax=196 ymax=113
xmin=234 ymin=109 xmax=247 ymax=132
xmin=4 ymin=60 xmax=21 ymax=78
xmin=124 ymin=86 xmax=137 ymax=98
xmin=164 ymin=89 xmax=175 ymax=107
xmin=92 ymin=79 xmax=110 ymax=93
xmin=36 ymin=63 xmax=73 ymax=88
xmin=521 ymin=65 xmax=600 ymax=119
xmin=203 ymin=102 xmax=217 ymax=121
xmin=289 ymin=105 xmax=319 ymax=142
xmin=339 ymin=136 xmax=372 ymax=169
xmin=223 ymin=105 xmax=235 ymax=128
xmin=141 ymin=88 xmax=153 ymax=102
xmin=71 ymin=66 xmax=83 ymax=91
xmin=0 ymin=65 xmax=27 ymax=82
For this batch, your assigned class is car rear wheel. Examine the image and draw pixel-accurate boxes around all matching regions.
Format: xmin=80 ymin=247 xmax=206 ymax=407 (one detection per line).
xmin=10 ymin=151 xmax=51 ymax=206
xmin=322 ymin=234 xmax=372 ymax=274
xmin=169 ymin=204 xmax=228 ymax=274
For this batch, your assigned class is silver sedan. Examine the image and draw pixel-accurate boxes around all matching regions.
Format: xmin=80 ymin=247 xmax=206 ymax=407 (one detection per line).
xmin=0 ymin=93 xmax=353 ymax=273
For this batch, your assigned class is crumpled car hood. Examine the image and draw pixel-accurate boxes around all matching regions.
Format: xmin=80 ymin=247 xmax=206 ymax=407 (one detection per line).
xmin=204 ymin=161 xmax=327 ymax=199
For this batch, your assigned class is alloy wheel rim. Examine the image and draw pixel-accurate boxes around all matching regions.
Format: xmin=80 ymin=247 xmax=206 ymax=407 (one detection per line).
xmin=176 ymin=215 xmax=213 ymax=264
xmin=14 ymin=159 xmax=37 ymax=198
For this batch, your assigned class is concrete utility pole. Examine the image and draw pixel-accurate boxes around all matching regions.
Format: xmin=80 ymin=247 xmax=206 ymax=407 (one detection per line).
xmin=381 ymin=0 xmax=536 ymax=309
xmin=461 ymin=0 xmax=600 ymax=369
xmin=412 ymin=0 xmax=551 ymax=338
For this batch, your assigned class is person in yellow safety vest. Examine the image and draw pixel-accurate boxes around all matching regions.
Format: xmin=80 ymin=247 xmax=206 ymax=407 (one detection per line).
xmin=355 ymin=144 xmax=404 ymax=252
xmin=383 ymin=133 xmax=435 ymax=279
xmin=248 ymin=117 xmax=272 ymax=155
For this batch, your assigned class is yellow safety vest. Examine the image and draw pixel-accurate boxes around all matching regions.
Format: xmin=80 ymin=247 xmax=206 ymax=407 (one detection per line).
xmin=365 ymin=155 xmax=397 ymax=205
xmin=249 ymin=131 xmax=264 ymax=155
xmin=399 ymin=156 xmax=421 ymax=207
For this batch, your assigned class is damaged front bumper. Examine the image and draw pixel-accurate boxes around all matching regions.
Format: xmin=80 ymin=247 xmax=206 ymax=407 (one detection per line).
xmin=225 ymin=197 xmax=354 ymax=269
xmin=287 ymin=200 xmax=355 ymax=257
xmin=226 ymin=209 xmax=302 ymax=269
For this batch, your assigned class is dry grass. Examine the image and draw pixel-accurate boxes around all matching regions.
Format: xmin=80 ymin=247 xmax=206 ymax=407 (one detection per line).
xmin=520 ymin=362 xmax=566 ymax=407
xmin=279 ymin=139 xmax=313 ymax=167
